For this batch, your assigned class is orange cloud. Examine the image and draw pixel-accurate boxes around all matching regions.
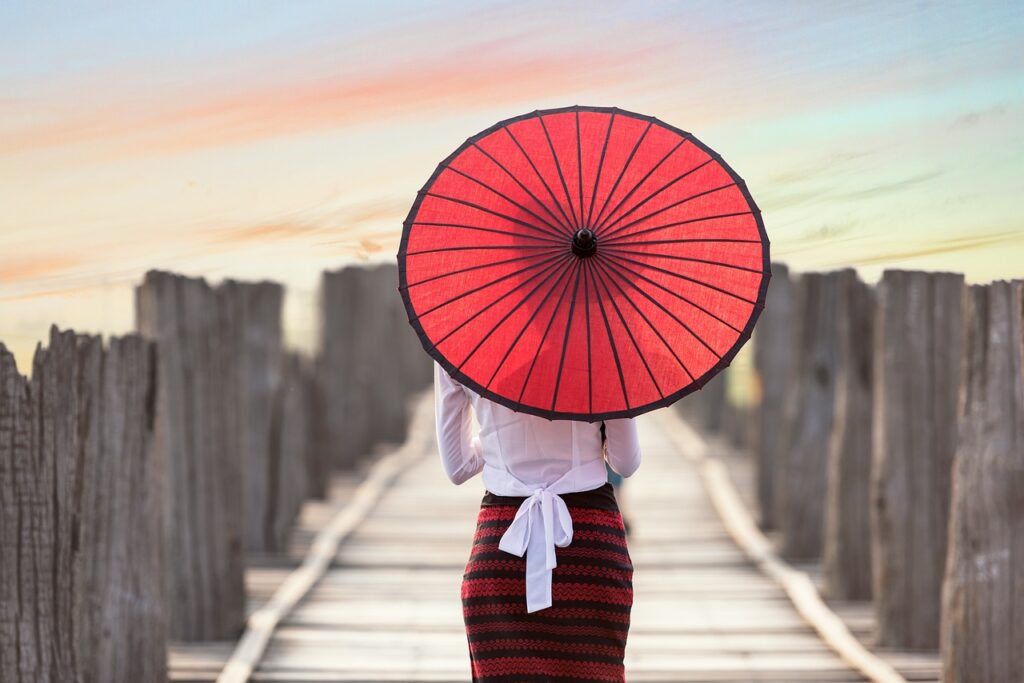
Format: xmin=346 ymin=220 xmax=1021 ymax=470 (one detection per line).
xmin=0 ymin=254 xmax=80 ymax=283
xmin=1 ymin=31 xmax=672 ymax=162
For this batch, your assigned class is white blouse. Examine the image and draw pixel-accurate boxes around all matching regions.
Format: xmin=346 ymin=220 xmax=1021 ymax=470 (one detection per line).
xmin=433 ymin=361 xmax=641 ymax=612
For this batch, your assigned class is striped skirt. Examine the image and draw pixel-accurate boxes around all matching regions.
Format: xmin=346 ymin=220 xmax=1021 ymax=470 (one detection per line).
xmin=461 ymin=482 xmax=633 ymax=682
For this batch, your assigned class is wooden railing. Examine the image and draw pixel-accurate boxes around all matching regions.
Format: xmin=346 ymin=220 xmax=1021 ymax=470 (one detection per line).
xmin=0 ymin=262 xmax=431 ymax=681
xmin=685 ymin=263 xmax=1022 ymax=680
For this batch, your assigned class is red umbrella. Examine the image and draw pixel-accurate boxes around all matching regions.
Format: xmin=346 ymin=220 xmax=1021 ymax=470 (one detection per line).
xmin=398 ymin=105 xmax=769 ymax=421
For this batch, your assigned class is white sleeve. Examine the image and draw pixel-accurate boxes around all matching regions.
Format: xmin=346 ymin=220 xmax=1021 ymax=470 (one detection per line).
xmin=603 ymin=418 xmax=641 ymax=477
xmin=433 ymin=362 xmax=483 ymax=485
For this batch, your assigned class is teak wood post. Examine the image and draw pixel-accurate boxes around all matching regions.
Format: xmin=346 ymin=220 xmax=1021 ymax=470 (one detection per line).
xmin=822 ymin=270 xmax=876 ymax=600
xmin=870 ymin=269 xmax=965 ymax=650
xmin=136 ymin=271 xmax=246 ymax=641
xmin=319 ymin=262 xmax=433 ymax=470
xmin=752 ymin=262 xmax=798 ymax=530
xmin=266 ymin=352 xmax=319 ymax=550
xmin=675 ymin=371 xmax=728 ymax=433
xmin=777 ymin=270 xmax=842 ymax=561
xmin=218 ymin=280 xmax=286 ymax=553
xmin=0 ymin=328 xmax=166 ymax=682
xmin=941 ymin=280 xmax=1024 ymax=681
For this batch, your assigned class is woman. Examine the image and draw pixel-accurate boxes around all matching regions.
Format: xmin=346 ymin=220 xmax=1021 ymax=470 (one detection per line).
xmin=434 ymin=361 xmax=641 ymax=682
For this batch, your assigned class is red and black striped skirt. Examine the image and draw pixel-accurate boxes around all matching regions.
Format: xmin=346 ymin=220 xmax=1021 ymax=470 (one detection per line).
xmin=461 ymin=482 xmax=633 ymax=682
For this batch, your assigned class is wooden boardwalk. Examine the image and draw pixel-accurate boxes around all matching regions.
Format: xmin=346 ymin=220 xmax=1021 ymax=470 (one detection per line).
xmin=172 ymin=394 xmax=899 ymax=682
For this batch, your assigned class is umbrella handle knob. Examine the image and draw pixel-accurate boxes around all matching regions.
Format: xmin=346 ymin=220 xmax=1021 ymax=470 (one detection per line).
xmin=572 ymin=228 xmax=598 ymax=258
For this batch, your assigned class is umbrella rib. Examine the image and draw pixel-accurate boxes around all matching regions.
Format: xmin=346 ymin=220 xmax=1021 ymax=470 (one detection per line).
xmin=599 ymin=212 xmax=756 ymax=246
xmin=411 ymin=251 xmax=567 ymax=321
xmin=406 ymin=244 xmax=558 ymax=256
xmin=585 ymin=112 xmax=615 ymax=229
xmin=423 ymin=191 xmax=567 ymax=242
xmin=583 ymin=259 xmax=593 ymax=414
xmin=413 ymin=221 xmax=565 ymax=245
xmin=484 ymin=256 xmax=576 ymax=391
xmin=550 ymin=258 xmax=584 ymax=411
xmin=444 ymin=165 xmax=569 ymax=239
xmin=596 ymin=182 xmax=737 ymax=242
xmin=471 ymin=143 xmax=573 ymax=234
xmin=604 ymin=250 xmax=757 ymax=305
xmin=452 ymin=253 xmax=575 ymax=368
xmin=588 ymin=259 xmax=631 ymax=410
xmin=504 ymin=127 xmax=577 ymax=235
xmin=575 ymin=111 xmax=585 ymax=229
xmin=589 ymin=258 xmax=665 ymax=399
xmin=596 ymin=255 xmax=727 ymax=360
xmin=435 ymin=254 xmax=572 ymax=348
xmin=516 ymin=257 xmax=580 ymax=404
xmin=591 ymin=258 xmax=696 ymax=382
xmin=600 ymin=246 xmax=765 ymax=275
xmin=597 ymin=255 xmax=744 ymax=334
xmin=590 ymin=121 xmax=653 ymax=232
xmin=403 ymin=249 xmax=560 ymax=290
xmin=538 ymin=115 xmax=580 ymax=231
xmin=597 ymin=156 xmax=715 ymax=237
xmin=593 ymin=139 xmax=688 ymax=236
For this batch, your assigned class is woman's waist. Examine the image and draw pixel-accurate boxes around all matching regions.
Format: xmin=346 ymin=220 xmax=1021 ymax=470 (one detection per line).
xmin=481 ymin=481 xmax=619 ymax=511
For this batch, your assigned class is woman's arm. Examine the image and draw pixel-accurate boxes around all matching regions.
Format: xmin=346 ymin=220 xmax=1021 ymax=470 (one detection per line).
xmin=603 ymin=418 xmax=641 ymax=477
xmin=434 ymin=362 xmax=483 ymax=484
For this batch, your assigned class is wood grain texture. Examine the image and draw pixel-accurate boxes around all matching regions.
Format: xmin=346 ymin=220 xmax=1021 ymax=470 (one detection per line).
xmin=940 ymin=280 xmax=1024 ymax=682
xmin=0 ymin=329 xmax=165 ymax=682
xmin=136 ymin=271 xmax=247 ymax=641
xmin=871 ymin=270 xmax=964 ymax=650
xmin=824 ymin=271 xmax=876 ymax=601
xmin=778 ymin=270 xmax=842 ymax=561
xmin=752 ymin=262 xmax=799 ymax=530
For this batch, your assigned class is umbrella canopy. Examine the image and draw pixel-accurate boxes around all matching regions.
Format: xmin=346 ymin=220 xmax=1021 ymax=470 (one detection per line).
xmin=398 ymin=105 xmax=769 ymax=421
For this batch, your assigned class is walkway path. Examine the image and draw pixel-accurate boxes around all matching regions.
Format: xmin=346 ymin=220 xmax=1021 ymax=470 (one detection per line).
xmin=172 ymin=393 xmax=867 ymax=682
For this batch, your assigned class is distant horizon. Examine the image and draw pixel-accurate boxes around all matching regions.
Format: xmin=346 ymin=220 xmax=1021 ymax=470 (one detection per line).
xmin=2 ymin=1 xmax=1022 ymax=371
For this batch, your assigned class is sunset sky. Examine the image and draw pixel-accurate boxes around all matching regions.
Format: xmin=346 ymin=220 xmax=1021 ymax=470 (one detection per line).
xmin=2 ymin=1 xmax=1022 ymax=371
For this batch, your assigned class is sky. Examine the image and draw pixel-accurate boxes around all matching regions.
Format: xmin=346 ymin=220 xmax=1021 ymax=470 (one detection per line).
xmin=1 ymin=0 xmax=1022 ymax=372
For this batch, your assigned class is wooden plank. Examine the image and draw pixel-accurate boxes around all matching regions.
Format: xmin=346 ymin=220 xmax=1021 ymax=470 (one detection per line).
xmin=653 ymin=407 xmax=907 ymax=683
xmin=214 ymin=391 xmax=436 ymax=683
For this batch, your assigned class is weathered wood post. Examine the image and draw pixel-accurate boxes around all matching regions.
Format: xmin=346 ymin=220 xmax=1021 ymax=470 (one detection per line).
xmin=0 ymin=328 xmax=166 ymax=682
xmin=941 ymin=280 xmax=1024 ymax=681
xmin=675 ymin=370 xmax=728 ymax=433
xmin=777 ymin=270 xmax=842 ymax=561
xmin=871 ymin=270 xmax=964 ymax=649
xmin=319 ymin=266 xmax=371 ymax=468
xmin=266 ymin=352 xmax=319 ymax=550
xmin=136 ymin=272 xmax=246 ymax=641
xmin=752 ymin=262 xmax=798 ymax=529
xmin=823 ymin=270 xmax=875 ymax=600
xmin=319 ymin=262 xmax=426 ymax=469
xmin=219 ymin=280 xmax=286 ymax=552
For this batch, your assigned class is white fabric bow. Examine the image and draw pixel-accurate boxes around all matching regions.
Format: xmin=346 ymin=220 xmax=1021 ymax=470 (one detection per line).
xmin=498 ymin=487 xmax=575 ymax=613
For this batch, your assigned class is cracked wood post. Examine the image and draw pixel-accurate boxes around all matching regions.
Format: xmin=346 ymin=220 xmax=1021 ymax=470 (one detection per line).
xmin=136 ymin=272 xmax=246 ymax=641
xmin=0 ymin=328 xmax=165 ymax=682
xmin=778 ymin=270 xmax=842 ymax=561
xmin=941 ymin=280 xmax=1024 ymax=681
xmin=871 ymin=270 xmax=965 ymax=650
xmin=752 ymin=262 xmax=798 ymax=530
xmin=823 ymin=270 xmax=876 ymax=600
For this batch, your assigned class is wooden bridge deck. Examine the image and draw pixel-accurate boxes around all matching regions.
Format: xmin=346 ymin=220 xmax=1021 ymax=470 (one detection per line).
xmin=170 ymin=395 xmax=931 ymax=682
